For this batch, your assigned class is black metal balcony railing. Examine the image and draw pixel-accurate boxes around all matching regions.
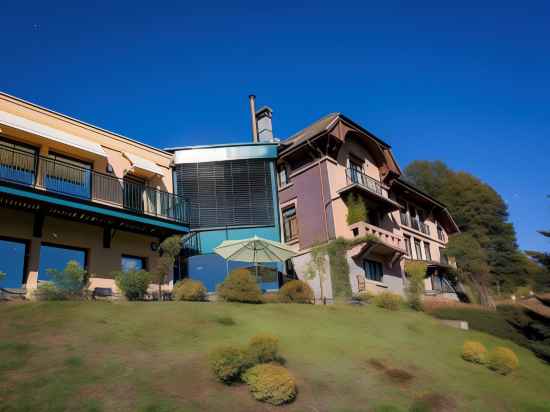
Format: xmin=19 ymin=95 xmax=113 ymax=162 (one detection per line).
xmin=345 ymin=168 xmax=383 ymax=196
xmin=400 ymin=211 xmax=430 ymax=236
xmin=0 ymin=145 xmax=189 ymax=224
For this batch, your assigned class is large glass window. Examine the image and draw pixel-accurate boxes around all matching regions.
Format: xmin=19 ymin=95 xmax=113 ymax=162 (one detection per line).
xmin=437 ymin=225 xmax=445 ymax=242
xmin=363 ymin=259 xmax=383 ymax=282
xmin=282 ymin=206 xmax=298 ymax=242
xmin=38 ymin=244 xmax=86 ymax=281
xmin=424 ymin=242 xmax=432 ymax=261
xmin=121 ymin=255 xmax=146 ymax=272
xmin=0 ymin=238 xmax=27 ymax=288
xmin=44 ymin=153 xmax=92 ymax=199
xmin=414 ymin=238 xmax=423 ymax=260
xmin=404 ymin=235 xmax=412 ymax=257
xmin=0 ymin=138 xmax=37 ymax=186
xmin=349 ymin=159 xmax=364 ymax=185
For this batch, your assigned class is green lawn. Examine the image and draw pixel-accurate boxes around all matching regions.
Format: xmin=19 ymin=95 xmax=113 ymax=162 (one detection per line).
xmin=1 ymin=301 xmax=549 ymax=412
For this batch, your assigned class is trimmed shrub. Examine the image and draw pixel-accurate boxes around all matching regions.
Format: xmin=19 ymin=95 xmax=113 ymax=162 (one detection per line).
xmin=346 ymin=193 xmax=368 ymax=225
xmin=353 ymin=291 xmax=375 ymax=303
xmin=278 ymin=280 xmax=314 ymax=304
xmin=114 ymin=269 xmax=151 ymax=301
xmin=461 ymin=341 xmax=488 ymax=364
xmin=173 ymin=279 xmax=207 ymax=301
xmin=488 ymin=347 xmax=519 ymax=375
xmin=217 ymin=269 xmax=263 ymax=303
xmin=262 ymin=293 xmax=280 ymax=303
xmin=208 ymin=346 xmax=252 ymax=383
xmin=243 ymin=364 xmax=297 ymax=405
xmin=374 ymin=292 xmax=403 ymax=311
xmin=34 ymin=282 xmax=66 ymax=301
xmin=248 ymin=333 xmax=279 ymax=363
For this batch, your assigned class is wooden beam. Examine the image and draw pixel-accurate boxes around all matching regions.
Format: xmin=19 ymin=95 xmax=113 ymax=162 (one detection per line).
xmin=33 ymin=210 xmax=46 ymax=238
xmin=103 ymin=227 xmax=112 ymax=249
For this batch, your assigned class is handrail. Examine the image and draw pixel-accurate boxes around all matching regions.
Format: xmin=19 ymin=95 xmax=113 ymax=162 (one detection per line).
xmin=0 ymin=145 xmax=189 ymax=225
xmin=345 ymin=168 xmax=383 ymax=196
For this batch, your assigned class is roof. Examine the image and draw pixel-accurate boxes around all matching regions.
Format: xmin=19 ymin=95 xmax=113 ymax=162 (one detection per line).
xmin=0 ymin=91 xmax=173 ymax=157
xmin=280 ymin=112 xmax=392 ymax=152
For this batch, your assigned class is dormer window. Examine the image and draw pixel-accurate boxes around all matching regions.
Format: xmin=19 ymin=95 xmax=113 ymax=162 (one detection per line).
xmin=278 ymin=165 xmax=289 ymax=187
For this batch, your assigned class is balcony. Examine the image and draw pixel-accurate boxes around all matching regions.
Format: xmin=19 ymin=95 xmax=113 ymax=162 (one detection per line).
xmin=349 ymin=221 xmax=406 ymax=256
xmin=0 ymin=145 xmax=189 ymax=225
xmin=399 ymin=211 xmax=431 ymax=236
xmin=337 ymin=168 xmax=402 ymax=212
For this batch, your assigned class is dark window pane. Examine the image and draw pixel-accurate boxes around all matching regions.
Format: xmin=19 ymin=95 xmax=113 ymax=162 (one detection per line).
xmin=38 ymin=245 xmax=86 ymax=281
xmin=364 ymin=259 xmax=383 ymax=282
xmin=0 ymin=239 xmax=27 ymax=288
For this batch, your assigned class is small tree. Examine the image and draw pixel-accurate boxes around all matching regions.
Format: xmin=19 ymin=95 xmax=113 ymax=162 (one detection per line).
xmin=152 ymin=235 xmax=182 ymax=301
xmin=304 ymin=243 xmax=328 ymax=304
xmin=0 ymin=271 xmax=5 ymax=282
xmin=346 ymin=193 xmax=368 ymax=225
xmin=405 ymin=261 xmax=427 ymax=310
xmin=46 ymin=260 xmax=90 ymax=298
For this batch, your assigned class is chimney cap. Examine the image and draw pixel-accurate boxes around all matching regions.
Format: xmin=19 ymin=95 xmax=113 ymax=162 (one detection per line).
xmin=255 ymin=106 xmax=273 ymax=118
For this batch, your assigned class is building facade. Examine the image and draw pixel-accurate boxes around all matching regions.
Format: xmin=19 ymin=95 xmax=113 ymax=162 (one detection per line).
xmin=277 ymin=113 xmax=460 ymax=301
xmin=0 ymin=92 xmax=190 ymax=293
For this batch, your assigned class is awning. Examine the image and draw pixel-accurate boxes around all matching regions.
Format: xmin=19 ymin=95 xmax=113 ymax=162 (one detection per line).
xmin=123 ymin=152 xmax=163 ymax=176
xmin=0 ymin=110 xmax=106 ymax=158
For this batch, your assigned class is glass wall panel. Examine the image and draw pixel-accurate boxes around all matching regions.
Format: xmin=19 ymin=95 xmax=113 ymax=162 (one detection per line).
xmin=0 ymin=239 xmax=27 ymax=288
xmin=38 ymin=245 xmax=86 ymax=281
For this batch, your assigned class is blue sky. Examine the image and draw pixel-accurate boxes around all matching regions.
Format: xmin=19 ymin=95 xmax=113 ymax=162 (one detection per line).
xmin=1 ymin=1 xmax=549 ymax=252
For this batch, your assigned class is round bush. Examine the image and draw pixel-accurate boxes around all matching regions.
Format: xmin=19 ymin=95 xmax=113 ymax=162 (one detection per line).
xmin=173 ymin=279 xmax=207 ymax=301
xmin=243 ymin=364 xmax=297 ymax=405
xmin=461 ymin=341 xmax=488 ymax=364
xmin=278 ymin=280 xmax=314 ymax=304
xmin=114 ymin=269 xmax=151 ymax=301
xmin=208 ymin=346 xmax=252 ymax=383
xmin=374 ymin=292 xmax=403 ymax=311
xmin=217 ymin=269 xmax=263 ymax=303
xmin=248 ymin=333 xmax=279 ymax=363
xmin=488 ymin=347 xmax=519 ymax=375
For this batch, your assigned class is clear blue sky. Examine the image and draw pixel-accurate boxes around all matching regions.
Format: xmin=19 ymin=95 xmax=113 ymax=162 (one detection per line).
xmin=2 ymin=1 xmax=549 ymax=252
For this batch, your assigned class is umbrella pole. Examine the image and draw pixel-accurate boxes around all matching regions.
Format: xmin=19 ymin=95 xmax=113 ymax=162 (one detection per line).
xmin=226 ymin=260 xmax=229 ymax=277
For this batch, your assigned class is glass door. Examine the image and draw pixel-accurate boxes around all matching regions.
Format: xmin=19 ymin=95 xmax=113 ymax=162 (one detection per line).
xmin=0 ymin=238 xmax=27 ymax=289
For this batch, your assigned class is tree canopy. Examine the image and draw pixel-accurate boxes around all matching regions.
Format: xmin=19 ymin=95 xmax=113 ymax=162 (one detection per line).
xmin=404 ymin=160 xmax=531 ymax=293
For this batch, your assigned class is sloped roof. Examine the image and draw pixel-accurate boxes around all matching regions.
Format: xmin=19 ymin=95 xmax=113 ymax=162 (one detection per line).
xmin=281 ymin=112 xmax=340 ymax=147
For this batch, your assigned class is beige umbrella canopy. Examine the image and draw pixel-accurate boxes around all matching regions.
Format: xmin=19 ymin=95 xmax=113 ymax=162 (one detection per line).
xmin=214 ymin=236 xmax=297 ymax=278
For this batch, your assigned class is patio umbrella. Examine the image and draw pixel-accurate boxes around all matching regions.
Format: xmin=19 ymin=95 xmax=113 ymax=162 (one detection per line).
xmin=214 ymin=235 xmax=297 ymax=280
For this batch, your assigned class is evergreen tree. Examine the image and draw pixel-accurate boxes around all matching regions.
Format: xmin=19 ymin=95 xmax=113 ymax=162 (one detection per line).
xmin=525 ymin=195 xmax=550 ymax=291
xmin=405 ymin=160 xmax=529 ymax=293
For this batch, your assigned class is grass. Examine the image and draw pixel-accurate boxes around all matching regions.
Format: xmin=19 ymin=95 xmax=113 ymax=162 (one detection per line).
xmin=0 ymin=301 xmax=549 ymax=412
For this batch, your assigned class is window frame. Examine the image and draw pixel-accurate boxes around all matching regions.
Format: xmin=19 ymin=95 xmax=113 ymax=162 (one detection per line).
xmin=423 ymin=242 xmax=432 ymax=261
xmin=404 ymin=235 xmax=412 ymax=257
xmin=414 ymin=238 xmax=423 ymax=260
xmin=363 ymin=259 xmax=383 ymax=282
xmin=121 ymin=254 xmax=147 ymax=272
xmin=0 ymin=235 xmax=30 ymax=286
xmin=277 ymin=165 xmax=289 ymax=187
xmin=282 ymin=205 xmax=299 ymax=242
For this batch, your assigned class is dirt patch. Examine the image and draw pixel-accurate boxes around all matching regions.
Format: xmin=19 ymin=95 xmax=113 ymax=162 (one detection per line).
xmin=412 ymin=393 xmax=457 ymax=412
xmin=385 ymin=368 xmax=414 ymax=384
xmin=367 ymin=358 xmax=414 ymax=384
xmin=367 ymin=358 xmax=387 ymax=371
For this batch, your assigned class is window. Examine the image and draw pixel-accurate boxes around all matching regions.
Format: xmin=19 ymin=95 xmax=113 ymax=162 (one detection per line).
xmin=437 ymin=225 xmax=445 ymax=241
xmin=38 ymin=244 xmax=86 ymax=281
xmin=121 ymin=255 xmax=146 ymax=272
xmin=363 ymin=259 xmax=383 ymax=282
xmin=367 ymin=209 xmax=380 ymax=227
xmin=0 ymin=138 xmax=37 ymax=186
xmin=282 ymin=206 xmax=298 ymax=242
xmin=0 ymin=238 xmax=28 ymax=288
xmin=404 ymin=235 xmax=412 ymax=257
xmin=414 ymin=238 xmax=423 ymax=260
xmin=424 ymin=242 xmax=432 ymax=261
xmin=277 ymin=165 xmax=289 ymax=187
xmin=349 ymin=159 xmax=364 ymax=185
xmin=44 ymin=153 xmax=92 ymax=199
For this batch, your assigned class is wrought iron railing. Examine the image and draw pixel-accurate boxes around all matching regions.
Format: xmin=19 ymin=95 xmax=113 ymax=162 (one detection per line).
xmin=0 ymin=145 xmax=189 ymax=224
xmin=345 ymin=168 xmax=383 ymax=196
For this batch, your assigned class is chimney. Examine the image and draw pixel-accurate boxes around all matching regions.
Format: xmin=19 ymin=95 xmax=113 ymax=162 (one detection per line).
xmin=249 ymin=95 xmax=258 ymax=143
xmin=255 ymin=106 xmax=274 ymax=142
